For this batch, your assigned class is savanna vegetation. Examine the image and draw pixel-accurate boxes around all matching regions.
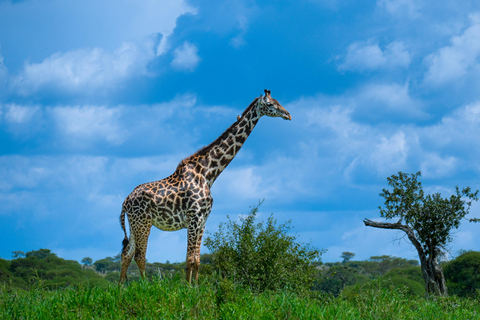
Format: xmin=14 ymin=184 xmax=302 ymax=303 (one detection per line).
xmin=2 ymin=174 xmax=480 ymax=319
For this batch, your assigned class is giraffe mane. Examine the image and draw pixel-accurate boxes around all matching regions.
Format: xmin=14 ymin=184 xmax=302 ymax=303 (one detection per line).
xmin=177 ymin=96 xmax=261 ymax=169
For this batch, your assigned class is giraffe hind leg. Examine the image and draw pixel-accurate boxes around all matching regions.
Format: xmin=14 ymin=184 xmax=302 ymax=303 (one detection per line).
xmin=133 ymin=227 xmax=151 ymax=280
xmin=119 ymin=234 xmax=135 ymax=284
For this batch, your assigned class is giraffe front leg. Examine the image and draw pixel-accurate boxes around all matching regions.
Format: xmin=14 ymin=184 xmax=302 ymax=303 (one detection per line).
xmin=186 ymin=223 xmax=206 ymax=285
xmin=193 ymin=226 xmax=205 ymax=283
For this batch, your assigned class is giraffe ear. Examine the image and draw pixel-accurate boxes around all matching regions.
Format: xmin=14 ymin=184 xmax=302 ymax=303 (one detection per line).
xmin=262 ymin=89 xmax=271 ymax=103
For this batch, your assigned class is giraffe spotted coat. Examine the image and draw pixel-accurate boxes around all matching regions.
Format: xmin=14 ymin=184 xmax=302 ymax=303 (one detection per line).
xmin=119 ymin=89 xmax=291 ymax=284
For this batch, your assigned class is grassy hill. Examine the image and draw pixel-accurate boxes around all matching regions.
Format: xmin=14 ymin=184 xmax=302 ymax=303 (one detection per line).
xmin=0 ymin=249 xmax=109 ymax=290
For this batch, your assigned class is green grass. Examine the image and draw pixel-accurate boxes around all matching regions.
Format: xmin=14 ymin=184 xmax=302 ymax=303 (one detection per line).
xmin=1 ymin=275 xmax=479 ymax=320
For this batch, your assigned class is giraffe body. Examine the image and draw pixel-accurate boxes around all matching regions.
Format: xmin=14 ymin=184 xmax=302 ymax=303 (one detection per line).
xmin=119 ymin=90 xmax=291 ymax=284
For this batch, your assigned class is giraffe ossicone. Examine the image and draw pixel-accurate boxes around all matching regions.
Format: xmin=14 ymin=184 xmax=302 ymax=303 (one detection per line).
xmin=119 ymin=89 xmax=291 ymax=284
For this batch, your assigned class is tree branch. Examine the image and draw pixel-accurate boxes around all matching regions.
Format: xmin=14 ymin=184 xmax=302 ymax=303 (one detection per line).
xmin=363 ymin=219 xmax=426 ymax=265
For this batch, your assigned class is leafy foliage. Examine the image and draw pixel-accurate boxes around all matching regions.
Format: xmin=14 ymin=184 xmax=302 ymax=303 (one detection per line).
xmin=361 ymin=255 xmax=419 ymax=276
xmin=204 ymin=204 xmax=324 ymax=293
xmin=341 ymin=252 xmax=355 ymax=263
xmin=315 ymin=264 xmax=369 ymax=295
xmin=379 ymin=171 xmax=478 ymax=256
xmin=444 ymin=251 xmax=480 ymax=297
xmin=93 ymin=258 xmax=118 ymax=273
xmin=316 ymin=255 xmax=420 ymax=296
xmin=81 ymin=257 xmax=93 ymax=267
xmin=379 ymin=267 xmax=425 ymax=297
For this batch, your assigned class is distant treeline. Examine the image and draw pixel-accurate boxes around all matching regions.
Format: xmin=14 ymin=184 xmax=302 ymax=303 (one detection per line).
xmin=2 ymin=248 xmax=479 ymax=298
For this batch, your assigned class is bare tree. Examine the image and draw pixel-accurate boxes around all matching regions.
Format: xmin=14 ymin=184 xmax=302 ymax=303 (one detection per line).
xmin=364 ymin=171 xmax=478 ymax=297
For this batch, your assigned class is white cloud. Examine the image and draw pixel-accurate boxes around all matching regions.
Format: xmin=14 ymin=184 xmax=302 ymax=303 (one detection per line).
xmin=0 ymin=44 xmax=6 ymax=96
xmin=0 ymin=94 xmax=205 ymax=152
xmin=2 ymin=0 xmax=198 ymax=97
xmin=306 ymin=104 xmax=360 ymax=137
xmin=370 ymin=131 xmax=409 ymax=174
xmin=355 ymin=82 xmax=427 ymax=120
xmin=215 ymin=167 xmax=266 ymax=200
xmin=342 ymin=131 xmax=411 ymax=182
xmin=13 ymin=42 xmax=155 ymax=96
xmin=171 ymin=42 xmax=200 ymax=71
xmin=4 ymin=104 xmax=39 ymax=124
xmin=420 ymin=101 xmax=480 ymax=173
xmin=376 ymin=0 xmax=420 ymax=18
xmin=292 ymin=91 xmax=470 ymax=183
xmin=0 ymin=0 xmax=196 ymax=56
xmin=425 ymin=101 xmax=480 ymax=147
xmin=301 ymin=100 xmax=411 ymax=180
xmin=339 ymin=40 xmax=411 ymax=72
xmin=229 ymin=16 xmax=248 ymax=48
xmin=420 ymin=153 xmax=457 ymax=178
xmin=304 ymin=83 xmax=425 ymax=123
xmin=297 ymin=92 xmax=480 ymax=185
xmin=51 ymin=105 xmax=125 ymax=145
xmin=424 ymin=13 xmax=480 ymax=86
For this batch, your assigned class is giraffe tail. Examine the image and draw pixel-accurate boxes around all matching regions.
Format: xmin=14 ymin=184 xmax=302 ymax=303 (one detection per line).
xmin=120 ymin=204 xmax=129 ymax=253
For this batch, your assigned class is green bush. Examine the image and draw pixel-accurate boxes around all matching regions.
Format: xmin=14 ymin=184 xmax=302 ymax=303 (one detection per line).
xmin=380 ymin=266 xmax=425 ymax=297
xmin=343 ymin=267 xmax=425 ymax=297
xmin=204 ymin=203 xmax=323 ymax=294
xmin=444 ymin=251 xmax=480 ymax=297
xmin=315 ymin=265 xmax=370 ymax=296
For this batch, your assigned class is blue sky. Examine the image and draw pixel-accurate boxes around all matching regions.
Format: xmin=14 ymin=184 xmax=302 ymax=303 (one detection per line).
xmin=2 ymin=0 xmax=480 ymax=264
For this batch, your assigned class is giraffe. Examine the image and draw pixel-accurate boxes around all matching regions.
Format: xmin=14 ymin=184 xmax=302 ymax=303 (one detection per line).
xmin=119 ymin=89 xmax=291 ymax=284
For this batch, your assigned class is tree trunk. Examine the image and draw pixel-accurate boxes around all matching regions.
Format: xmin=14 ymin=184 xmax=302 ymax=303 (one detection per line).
xmin=423 ymin=255 xmax=447 ymax=297
xmin=363 ymin=219 xmax=448 ymax=297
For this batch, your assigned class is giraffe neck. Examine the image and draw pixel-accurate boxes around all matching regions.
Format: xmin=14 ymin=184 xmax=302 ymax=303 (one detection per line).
xmin=181 ymin=98 xmax=262 ymax=188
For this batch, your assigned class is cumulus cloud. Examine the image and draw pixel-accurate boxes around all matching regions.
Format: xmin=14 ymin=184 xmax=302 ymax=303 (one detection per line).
xmin=304 ymin=82 xmax=425 ymax=122
xmin=420 ymin=153 xmax=457 ymax=178
xmin=229 ymin=16 xmax=249 ymax=48
xmin=0 ymin=44 xmax=6 ymax=95
xmin=3 ymin=104 xmax=39 ymax=124
xmin=171 ymin=42 xmax=200 ymax=71
xmin=292 ymin=92 xmax=476 ymax=184
xmin=354 ymin=82 xmax=427 ymax=120
xmin=2 ymin=0 xmax=198 ymax=98
xmin=303 ymin=102 xmax=412 ymax=180
xmin=50 ymin=105 xmax=125 ymax=146
xmin=420 ymin=101 xmax=480 ymax=173
xmin=339 ymin=40 xmax=411 ymax=72
xmin=12 ymin=42 xmax=155 ymax=96
xmin=376 ymin=0 xmax=420 ymax=18
xmin=424 ymin=13 xmax=480 ymax=87
xmin=370 ymin=132 xmax=409 ymax=172
xmin=215 ymin=167 xmax=266 ymax=200
xmin=343 ymin=130 xmax=412 ymax=181
xmin=0 ymin=0 xmax=196 ymax=56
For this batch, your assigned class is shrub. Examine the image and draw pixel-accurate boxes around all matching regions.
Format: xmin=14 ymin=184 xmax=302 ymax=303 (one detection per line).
xmin=204 ymin=203 xmax=324 ymax=294
xmin=444 ymin=251 xmax=480 ymax=297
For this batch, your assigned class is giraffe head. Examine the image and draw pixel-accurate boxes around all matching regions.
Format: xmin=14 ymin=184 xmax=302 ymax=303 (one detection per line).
xmin=257 ymin=89 xmax=291 ymax=120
